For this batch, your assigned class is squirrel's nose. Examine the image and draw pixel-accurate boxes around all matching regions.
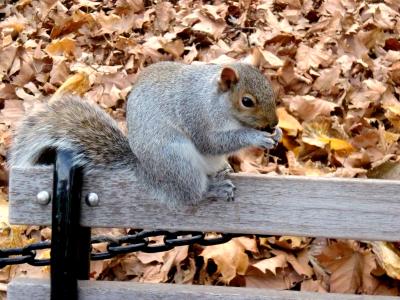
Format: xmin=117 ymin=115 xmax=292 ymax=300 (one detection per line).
xmin=270 ymin=114 xmax=279 ymax=128
xmin=261 ymin=116 xmax=279 ymax=133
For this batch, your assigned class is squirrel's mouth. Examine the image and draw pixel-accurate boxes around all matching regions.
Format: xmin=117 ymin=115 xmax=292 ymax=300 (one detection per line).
xmin=258 ymin=125 xmax=275 ymax=134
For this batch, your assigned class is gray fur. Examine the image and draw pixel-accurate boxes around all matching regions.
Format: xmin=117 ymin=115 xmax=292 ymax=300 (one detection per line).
xmin=127 ymin=62 xmax=280 ymax=209
xmin=9 ymin=95 xmax=137 ymax=173
xmin=9 ymin=62 xmax=279 ymax=210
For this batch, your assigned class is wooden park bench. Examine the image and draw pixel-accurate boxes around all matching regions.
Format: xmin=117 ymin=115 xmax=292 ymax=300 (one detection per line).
xmin=6 ymin=150 xmax=400 ymax=299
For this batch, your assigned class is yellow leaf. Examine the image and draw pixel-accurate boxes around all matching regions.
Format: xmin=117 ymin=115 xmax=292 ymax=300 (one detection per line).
xmin=319 ymin=136 xmax=354 ymax=152
xmin=51 ymin=72 xmax=90 ymax=102
xmin=0 ymin=224 xmax=30 ymax=249
xmin=277 ymin=107 xmax=302 ymax=136
xmin=386 ymin=104 xmax=400 ymax=115
xmin=383 ymin=131 xmax=400 ymax=145
xmin=45 ymin=38 xmax=76 ymax=57
xmin=302 ymin=119 xmax=354 ymax=153
xmin=16 ymin=0 xmax=32 ymax=8
xmin=0 ymin=15 xmax=26 ymax=33
xmin=281 ymin=134 xmax=299 ymax=151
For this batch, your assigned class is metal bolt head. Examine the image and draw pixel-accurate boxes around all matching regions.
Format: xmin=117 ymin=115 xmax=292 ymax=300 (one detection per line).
xmin=36 ymin=191 xmax=51 ymax=205
xmin=86 ymin=193 xmax=99 ymax=207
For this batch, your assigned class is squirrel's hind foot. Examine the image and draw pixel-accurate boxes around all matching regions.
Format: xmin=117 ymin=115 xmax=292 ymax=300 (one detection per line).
xmin=205 ymin=178 xmax=235 ymax=202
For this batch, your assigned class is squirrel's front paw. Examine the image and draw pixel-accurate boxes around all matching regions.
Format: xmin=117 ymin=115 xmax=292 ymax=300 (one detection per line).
xmin=253 ymin=131 xmax=280 ymax=149
xmin=271 ymin=127 xmax=282 ymax=143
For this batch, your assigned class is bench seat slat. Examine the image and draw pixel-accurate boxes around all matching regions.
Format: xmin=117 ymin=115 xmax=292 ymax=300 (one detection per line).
xmin=9 ymin=166 xmax=400 ymax=241
xmin=8 ymin=278 xmax=399 ymax=300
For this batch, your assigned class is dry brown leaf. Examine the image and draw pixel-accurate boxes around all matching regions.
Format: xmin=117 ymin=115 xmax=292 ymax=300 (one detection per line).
xmin=174 ymin=257 xmax=196 ymax=284
xmin=0 ymin=224 xmax=32 ymax=251
xmin=245 ymin=266 xmax=302 ymax=290
xmin=49 ymin=58 xmax=69 ymax=86
xmin=252 ymin=254 xmax=287 ymax=275
xmin=257 ymin=48 xmax=284 ymax=69
xmin=317 ymin=241 xmax=381 ymax=294
xmin=200 ymin=238 xmax=249 ymax=283
xmin=0 ymin=99 xmax=25 ymax=127
xmin=275 ymin=236 xmax=312 ymax=250
xmin=287 ymin=151 xmax=333 ymax=176
xmin=0 ymin=0 xmax=400 ymax=294
xmin=191 ymin=10 xmax=226 ymax=40
xmin=283 ymin=95 xmax=338 ymax=122
xmin=0 ymin=44 xmax=18 ymax=80
xmin=367 ymin=160 xmax=400 ymax=179
xmin=12 ymin=58 xmax=35 ymax=87
xmin=155 ymin=2 xmax=175 ymax=33
xmin=370 ymin=242 xmax=400 ymax=280
xmin=301 ymin=279 xmax=328 ymax=292
xmin=50 ymin=10 xmax=95 ymax=39
xmin=136 ymin=251 xmax=165 ymax=264
xmin=296 ymin=43 xmax=332 ymax=72
xmin=94 ymin=11 xmax=137 ymax=35
xmin=162 ymin=39 xmax=185 ymax=59
xmin=313 ymin=66 xmax=341 ymax=94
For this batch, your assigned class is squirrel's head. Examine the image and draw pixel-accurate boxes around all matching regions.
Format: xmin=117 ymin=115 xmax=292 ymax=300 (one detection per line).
xmin=218 ymin=64 xmax=278 ymax=133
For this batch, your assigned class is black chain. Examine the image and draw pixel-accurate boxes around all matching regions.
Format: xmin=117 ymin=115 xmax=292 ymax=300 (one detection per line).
xmin=0 ymin=230 xmax=245 ymax=268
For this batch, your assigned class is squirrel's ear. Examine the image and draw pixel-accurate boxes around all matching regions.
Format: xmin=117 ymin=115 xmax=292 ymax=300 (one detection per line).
xmin=219 ymin=66 xmax=239 ymax=91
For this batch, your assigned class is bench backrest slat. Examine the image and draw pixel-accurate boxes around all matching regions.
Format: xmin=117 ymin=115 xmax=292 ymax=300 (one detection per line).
xmin=8 ymin=278 xmax=400 ymax=300
xmin=9 ymin=166 xmax=400 ymax=241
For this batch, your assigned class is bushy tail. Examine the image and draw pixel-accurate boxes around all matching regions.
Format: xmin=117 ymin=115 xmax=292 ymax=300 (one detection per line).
xmin=9 ymin=95 xmax=137 ymax=172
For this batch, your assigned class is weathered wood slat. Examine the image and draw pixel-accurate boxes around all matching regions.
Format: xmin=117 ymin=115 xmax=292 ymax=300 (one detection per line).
xmin=8 ymin=278 xmax=399 ymax=300
xmin=9 ymin=166 xmax=400 ymax=241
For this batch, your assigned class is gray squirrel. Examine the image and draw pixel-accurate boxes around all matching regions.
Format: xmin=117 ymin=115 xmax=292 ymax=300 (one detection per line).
xmin=9 ymin=62 xmax=281 ymax=209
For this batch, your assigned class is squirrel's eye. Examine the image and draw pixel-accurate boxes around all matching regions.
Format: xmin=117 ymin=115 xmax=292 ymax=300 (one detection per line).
xmin=241 ymin=96 xmax=255 ymax=108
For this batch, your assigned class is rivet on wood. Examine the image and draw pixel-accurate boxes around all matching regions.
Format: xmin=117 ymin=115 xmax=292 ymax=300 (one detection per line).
xmin=85 ymin=193 xmax=99 ymax=207
xmin=36 ymin=191 xmax=51 ymax=205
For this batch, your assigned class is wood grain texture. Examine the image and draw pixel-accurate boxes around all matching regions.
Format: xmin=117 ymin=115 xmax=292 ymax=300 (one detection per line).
xmin=9 ymin=166 xmax=400 ymax=241
xmin=9 ymin=166 xmax=53 ymax=226
xmin=8 ymin=278 xmax=399 ymax=300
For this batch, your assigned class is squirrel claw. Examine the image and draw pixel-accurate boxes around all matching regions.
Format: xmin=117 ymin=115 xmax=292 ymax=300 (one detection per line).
xmin=215 ymin=165 xmax=234 ymax=178
xmin=259 ymin=137 xmax=277 ymax=149
xmin=271 ymin=127 xmax=282 ymax=143
xmin=256 ymin=127 xmax=282 ymax=149
xmin=205 ymin=179 xmax=235 ymax=201
xmin=227 ymin=196 xmax=235 ymax=202
xmin=263 ymin=127 xmax=282 ymax=143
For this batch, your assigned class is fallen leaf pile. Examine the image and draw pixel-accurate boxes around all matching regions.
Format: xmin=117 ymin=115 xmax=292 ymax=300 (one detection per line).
xmin=0 ymin=0 xmax=399 ymax=297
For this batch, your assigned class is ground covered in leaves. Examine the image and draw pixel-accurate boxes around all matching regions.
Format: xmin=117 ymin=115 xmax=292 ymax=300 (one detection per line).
xmin=0 ymin=0 xmax=400 ymax=297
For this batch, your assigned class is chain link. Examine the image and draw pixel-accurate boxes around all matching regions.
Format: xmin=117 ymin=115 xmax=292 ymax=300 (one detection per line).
xmin=0 ymin=230 xmax=246 ymax=268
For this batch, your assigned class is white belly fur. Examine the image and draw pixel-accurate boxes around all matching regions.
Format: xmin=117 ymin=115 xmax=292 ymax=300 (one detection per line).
xmin=179 ymin=141 xmax=227 ymax=176
xmin=201 ymin=154 xmax=227 ymax=175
